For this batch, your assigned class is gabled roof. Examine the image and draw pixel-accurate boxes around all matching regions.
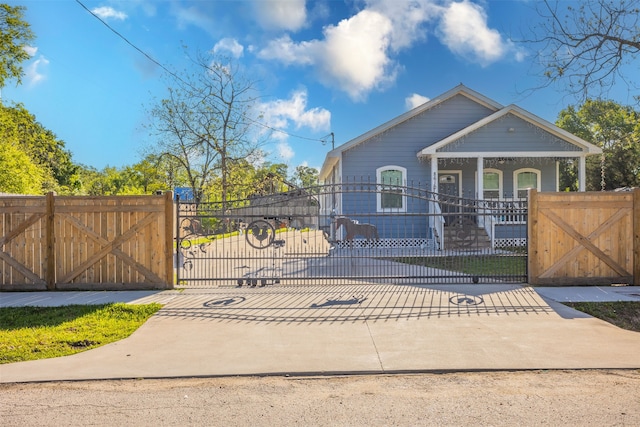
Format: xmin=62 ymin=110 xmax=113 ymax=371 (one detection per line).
xmin=417 ymin=104 xmax=602 ymax=157
xmin=319 ymin=84 xmax=503 ymax=180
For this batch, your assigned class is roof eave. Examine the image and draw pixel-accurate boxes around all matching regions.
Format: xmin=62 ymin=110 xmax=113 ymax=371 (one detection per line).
xmin=319 ymin=154 xmax=340 ymax=181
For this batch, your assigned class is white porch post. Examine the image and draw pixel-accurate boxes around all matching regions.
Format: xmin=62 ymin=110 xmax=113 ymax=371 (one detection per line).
xmin=477 ymin=156 xmax=485 ymax=228
xmin=430 ymin=156 xmax=438 ymax=192
xmin=578 ymin=155 xmax=586 ymax=192
xmin=477 ymin=156 xmax=484 ymax=200
xmin=429 ymin=155 xmax=439 ymax=247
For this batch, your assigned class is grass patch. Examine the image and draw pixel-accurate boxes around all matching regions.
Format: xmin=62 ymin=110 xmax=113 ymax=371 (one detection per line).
xmin=391 ymin=255 xmax=527 ymax=277
xmin=0 ymin=303 xmax=162 ymax=364
xmin=564 ymin=301 xmax=640 ymax=333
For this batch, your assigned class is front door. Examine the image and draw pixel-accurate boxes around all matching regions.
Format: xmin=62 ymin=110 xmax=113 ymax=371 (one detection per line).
xmin=438 ymin=172 xmax=460 ymax=224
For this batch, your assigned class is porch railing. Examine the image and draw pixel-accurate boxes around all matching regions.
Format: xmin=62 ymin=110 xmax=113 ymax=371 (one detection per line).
xmin=433 ymin=196 xmax=528 ymax=249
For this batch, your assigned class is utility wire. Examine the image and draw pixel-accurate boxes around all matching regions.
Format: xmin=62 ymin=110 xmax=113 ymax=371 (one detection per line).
xmin=74 ymin=0 xmax=328 ymax=144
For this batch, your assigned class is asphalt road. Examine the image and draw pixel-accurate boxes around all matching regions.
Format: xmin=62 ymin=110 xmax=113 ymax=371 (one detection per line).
xmin=2 ymin=370 xmax=639 ymax=426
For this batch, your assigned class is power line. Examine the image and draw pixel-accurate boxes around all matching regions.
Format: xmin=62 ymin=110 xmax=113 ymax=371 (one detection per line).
xmin=75 ymin=0 xmax=178 ymax=82
xmin=74 ymin=0 xmax=329 ymax=144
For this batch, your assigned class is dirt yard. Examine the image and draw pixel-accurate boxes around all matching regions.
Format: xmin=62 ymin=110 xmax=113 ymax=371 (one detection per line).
xmin=2 ymin=370 xmax=639 ymax=426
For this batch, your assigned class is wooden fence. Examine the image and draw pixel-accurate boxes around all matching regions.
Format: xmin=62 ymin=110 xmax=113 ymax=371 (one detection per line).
xmin=0 ymin=192 xmax=174 ymax=291
xmin=528 ymin=189 xmax=640 ymax=286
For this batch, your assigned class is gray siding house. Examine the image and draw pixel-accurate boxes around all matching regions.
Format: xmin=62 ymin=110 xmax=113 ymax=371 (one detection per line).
xmin=318 ymin=84 xmax=602 ymax=248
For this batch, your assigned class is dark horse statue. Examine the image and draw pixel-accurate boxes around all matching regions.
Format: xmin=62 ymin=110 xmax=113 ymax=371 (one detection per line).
xmin=335 ymin=216 xmax=379 ymax=241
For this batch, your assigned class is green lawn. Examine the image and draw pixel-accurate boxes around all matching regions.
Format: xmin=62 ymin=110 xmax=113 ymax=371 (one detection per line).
xmin=390 ymin=254 xmax=527 ymax=277
xmin=0 ymin=303 xmax=161 ymax=364
xmin=564 ymin=301 xmax=640 ymax=333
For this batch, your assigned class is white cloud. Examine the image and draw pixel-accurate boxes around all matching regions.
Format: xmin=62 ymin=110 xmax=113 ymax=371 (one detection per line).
xmin=258 ymin=0 xmax=521 ymax=100
xmin=23 ymin=46 xmax=38 ymax=57
xmin=91 ymin=6 xmax=127 ymax=21
xmin=259 ymin=35 xmax=316 ymax=66
xmin=259 ymin=10 xmax=396 ymax=101
xmin=253 ymin=0 xmax=307 ymax=31
xmin=405 ymin=93 xmax=430 ymax=110
xmin=260 ymin=89 xmax=331 ymax=133
xmin=173 ymin=5 xmax=214 ymax=32
xmin=213 ymin=38 xmax=244 ymax=58
xmin=25 ymin=55 xmax=49 ymax=86
xmin=318 ymin=10 xmax=396 ymax=101
xmin=437 ymin=0 xmax=516 ymax=66
xmin=277 ymin=141 xmax=295 ymax=161
xmin=364 ymin=0 xmax=439 ymax=51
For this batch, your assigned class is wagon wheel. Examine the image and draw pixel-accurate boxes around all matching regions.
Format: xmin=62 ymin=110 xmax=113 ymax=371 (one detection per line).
xmin=245 ymin=219 xmax=276 ymax=249
xmin=449 ymin=217 xmax=478 ymax=248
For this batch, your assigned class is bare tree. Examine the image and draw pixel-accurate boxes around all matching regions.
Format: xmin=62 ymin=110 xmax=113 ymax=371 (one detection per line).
xmin=146 ymin=51 xmax=267 ymax=206
xmin=529 ymin=0 xmax=640 ymax=100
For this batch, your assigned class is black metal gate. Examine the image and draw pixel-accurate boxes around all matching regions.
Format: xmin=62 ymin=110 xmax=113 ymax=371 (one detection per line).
xmin=175 ymin=183 xmax=527 ymax=287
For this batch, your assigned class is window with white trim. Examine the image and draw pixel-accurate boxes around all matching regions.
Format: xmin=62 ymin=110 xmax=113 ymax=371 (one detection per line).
xmin=514 ymin=168 xmax=540 ymax=198
xmin=377 ymin=166 xmax=406 ymax=212
xmin=483 ymin=169 xmax=502 ymax=199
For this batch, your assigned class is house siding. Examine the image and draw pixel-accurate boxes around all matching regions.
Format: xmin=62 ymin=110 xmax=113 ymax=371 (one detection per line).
xmin=438 ymin=114 xmax=582 ymax=153
xmin=341 ymin=94 xmax=496 ymax=183
xmin=335 ymin=95 xmax=495 ymax=238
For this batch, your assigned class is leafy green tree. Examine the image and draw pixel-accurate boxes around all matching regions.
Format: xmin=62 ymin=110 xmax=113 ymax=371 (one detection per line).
xmin=0 ymin=103 xmax=80 ymax=193
xmin=292 ymin=165 xmax=319 ymax=188
xmin=75 ymin=165 xmax=101 ymax=195
xmin=87 ymin=166 xmax=150 ymax=195
xmin=252 ymin=162 xmax=289 ymax=195
xmin=0 ymin=140 xmax=44 ymax=194
xmin=206 ymin=160 xmax=289 ymax=202
xmin=124 ymin=158 xmax=166 ymax=194
xmin=0 ymin=4 xmax=34 ymax=88
xmin=205 ymin=158 xmax=255 ymax=202
xmin=556 ymin=100 xmax=640 ymax=190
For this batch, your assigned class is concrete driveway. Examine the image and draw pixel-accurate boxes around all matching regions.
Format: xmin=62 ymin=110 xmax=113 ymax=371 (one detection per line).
xmin=1 ymin=284 xmax=640 ymax=383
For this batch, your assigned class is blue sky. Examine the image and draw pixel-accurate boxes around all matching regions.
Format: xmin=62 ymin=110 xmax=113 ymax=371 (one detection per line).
xmin=4 ymin=0 xmax=637 ymax=173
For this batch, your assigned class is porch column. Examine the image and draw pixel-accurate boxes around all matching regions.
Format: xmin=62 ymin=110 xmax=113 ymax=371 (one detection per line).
xmin=578 ymin=155 xmax=586 ymax=192
xmin=477 ymin=156 xmax=484 ymax=200
xmin=429 ymin=155 xmax=438 ymax=243
xmin=477 ymin=156 xmax=485 ymax=229
xmin=430 ymin=156 xmax=438 ymax=192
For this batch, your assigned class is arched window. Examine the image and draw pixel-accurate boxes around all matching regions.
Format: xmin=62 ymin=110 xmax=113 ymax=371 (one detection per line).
xmin=514 ymin=168 xmax=540 ymax=198
xmin=377 ymin=166 xmax=406 ymax=212
xmin=483 ymin=168 xmax=502 ymax=199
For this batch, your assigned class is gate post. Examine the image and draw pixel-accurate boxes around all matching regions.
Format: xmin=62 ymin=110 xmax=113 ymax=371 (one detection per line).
xmin=164 ymin=191 xmax=175 ymax=288
xmin=634 ymin=189 xmax=640 ymax=285
xmin=45 ymin=192 xmax=56 ymax=290
xmin=175 ymin=194 xmax=181 ymax=287
xmin=527 ymin=189 xmax=539 ymax=285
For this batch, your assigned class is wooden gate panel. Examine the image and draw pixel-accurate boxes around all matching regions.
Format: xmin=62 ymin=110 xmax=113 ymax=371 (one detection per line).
xmin=54 ymin=196 xmax=169 ymax=288
xmin=529 ymin=190 xmax=636 ymax=285
xmin=0 ymin=197 xmax=48 ymax=289
xmin=0 ymin=193 xmax=174 ymax=290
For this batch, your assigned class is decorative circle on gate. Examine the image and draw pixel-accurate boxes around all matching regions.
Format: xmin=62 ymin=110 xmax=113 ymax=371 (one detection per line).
xmin=203 ymin=296 xmax=247 ymax=307
xmin=449 ymin=217 xmax=478 ymax=247
xmin=449 ymin=295 xmax=484 ymax=306
xmin=245 ymin=219 xmax=276 ymax=249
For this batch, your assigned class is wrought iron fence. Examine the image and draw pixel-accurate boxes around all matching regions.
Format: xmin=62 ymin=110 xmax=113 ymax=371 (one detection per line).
xmin=175 ymin=182 xmax=527 ymax=287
